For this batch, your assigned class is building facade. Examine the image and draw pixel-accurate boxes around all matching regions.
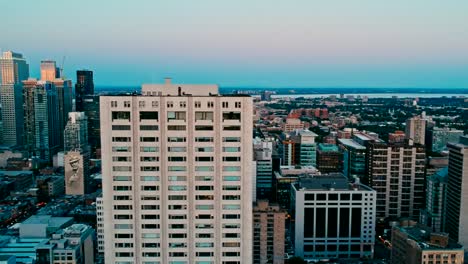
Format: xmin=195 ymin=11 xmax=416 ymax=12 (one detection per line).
xmin=293 ymin=175 xmax=376 ymax=260
xmin=427 ymin=127 xmax=464 ymax=153
xmin=0 ymin=51 xmax=29 ymax=146
xmin=253 ymin=200 xmax=286 ymax=264
xmin=253 ymin=137 xmax=273 ymax=199
xmin=52 ymin=79 xmax=73 ymax=148
xmin=316 ymin=143 xmax=343 ymax=173
xmin=75 ymin=70 xmax=94 ymax=112
xmin=366 ymin=141 xmax=426 ymax=219
xmin=445 ymin=137 xmax=468 ymax=249
xmin=100 ymin=79 xmax=253 ymax=263
xmin=405 ymin=116 xmax=426 ymax=145
xmin=391 ymin=223 xmax=464 ymax=264
xmin=22 ymin=79 xmax=60 ymax=161
xmin=338 ymin=138 xmax=366 ymax=180
xmin=420 ymin=168 xmax=447 ymax=233
xmin=64 ymin=112 xmax=88 ymax=152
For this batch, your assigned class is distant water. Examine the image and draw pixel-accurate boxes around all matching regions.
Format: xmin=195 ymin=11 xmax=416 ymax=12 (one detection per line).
xmin=269 ymin=93 xmax=467 ymax=99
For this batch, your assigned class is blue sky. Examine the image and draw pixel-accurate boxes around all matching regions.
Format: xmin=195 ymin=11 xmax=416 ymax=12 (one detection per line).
xmin=2 ymin=0 xmax=468 ymax=88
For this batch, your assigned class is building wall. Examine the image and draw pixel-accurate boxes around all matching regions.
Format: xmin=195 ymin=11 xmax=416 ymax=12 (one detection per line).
xmin=100 ymin=90 xmax=253 ymax=263
xmin=294 ymin=187 xmax=376 ymax=260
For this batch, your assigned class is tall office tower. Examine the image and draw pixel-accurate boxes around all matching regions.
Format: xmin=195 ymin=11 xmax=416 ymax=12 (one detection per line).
xmin=22 ymin=79 xmax=60 ymax=161
xmin=100 ymin=78 xmax=253 ymax=263
xmin=293 ymin=175 xmax=376 ymax=260
xmin=64 ymin=112 xmax=88 ymax=151
xmin=96 ymin=195 xmax=105 ymax=257
xmin=405 ymin=116 xmax=426 ymax=145
xmin=0 ymin=51 xmax=29 ymax=85
xmin=420 ymin=168 xmax=447 ymax=232
xmin=366 ymin=141 xmax=426 ymax=219
xmin=427 ymin=127 xmax=464 ymax=153
xmin=0 ymin=51 xmax=29 ymax=146
xmin=445 ymin=136 xmax=468 ymax=249
xmin=40 ymin=60 xmax=60 ymax=81
xmin=291 ymin=130 xmax=317 ymax=167
xmin=316 ymin=143 xmax=343 ymax=173
xmin=253 ymin=200 xmax=286 ymax=264
xmin=75 ymin=70 xmax=94 ymax=111
xmin=390 ymin=223 xmax=464 ymax=264
xmin=253 ymin=137 xmax=273 ymax=199
xmin=338 ymin=139 xmax=366 ymax=180
xmin=52 ymin=79 xmax=73 ymax=148
xmin=82 ymin=94 xmax=101 ymax=156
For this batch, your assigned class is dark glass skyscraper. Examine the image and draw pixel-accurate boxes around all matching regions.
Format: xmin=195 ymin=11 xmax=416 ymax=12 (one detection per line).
xmin=75 ymin=70 xmax=94 ymax=111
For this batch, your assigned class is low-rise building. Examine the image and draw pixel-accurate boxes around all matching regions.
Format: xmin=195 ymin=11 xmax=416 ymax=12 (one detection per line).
xmin=292 ymin=174 xmax=376 ymax=260
xmin=391 ymin=223 xmax=464 ymax=264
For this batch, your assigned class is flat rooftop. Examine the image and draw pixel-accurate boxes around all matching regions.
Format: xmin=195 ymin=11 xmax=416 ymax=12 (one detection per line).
xmin=317 ymin=143 xmax=339 ymax=152
xmin=338 ymin=139 xmax=366 ymax=150
xmin=398 ymin=225 xmax=463 ymax=250
xmin=294 ymin=174 xmax=374 ymax=192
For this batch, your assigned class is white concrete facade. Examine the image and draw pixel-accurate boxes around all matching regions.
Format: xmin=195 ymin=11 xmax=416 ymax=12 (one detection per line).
xmin=100 ymin=80 xmax=253 ymax=264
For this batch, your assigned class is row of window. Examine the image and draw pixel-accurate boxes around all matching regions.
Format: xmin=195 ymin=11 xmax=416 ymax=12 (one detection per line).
xmin=113 ymin=175 xmax=241 ymax=182
xmin=112 ymin=137 xmax=241 ymax=143
xmin=111 ymin=100 xmax=243 ymax=109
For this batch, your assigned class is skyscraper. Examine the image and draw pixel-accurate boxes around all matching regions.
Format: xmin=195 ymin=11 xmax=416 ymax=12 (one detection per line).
xmin=0 ymin=51 xmax=29 ymax=146
xmin=82 ymin=94 xmax=101 ymax=155
xmin=445 ymin=136 xmax=468 ymax=248
xmin=40 ymin=60 xmax=59 ymax=81
xmin=75 ymin=70 xmax=94 ymax=112
xmin=338 ymin=138 xmax=366 ymax=180
xmin=52 ymin=79 xmax=73 ymax=148
xmin=100 ymin=79 xmax=253 ymax=263
xmin=0 ymin=51 xmax=29 ymax=85
xmin=405 ymin=116 xmax=426 ymax=145
xmin=22 ymin=79 xmax=60 ymax=161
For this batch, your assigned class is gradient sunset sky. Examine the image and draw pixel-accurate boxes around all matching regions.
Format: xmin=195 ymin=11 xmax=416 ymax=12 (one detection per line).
xmin=2 ymin=0 xmax=468 ymax=88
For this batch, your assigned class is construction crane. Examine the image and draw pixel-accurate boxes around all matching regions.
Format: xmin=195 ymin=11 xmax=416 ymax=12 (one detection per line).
xmin=59 ymin=55 xmax=66 ymax=79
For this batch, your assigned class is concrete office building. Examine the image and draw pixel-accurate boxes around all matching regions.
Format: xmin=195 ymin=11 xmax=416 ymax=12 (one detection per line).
xmin=366 ymin=141 xmax=426 ymax=219
xmin=0 ymin=51 xmax=29 ymax=146
xmin=338 ymin=138 xmax=366 ymax=180
xmin=420 ymin=168 xmax=448 ymax=233
xmin=96 ymin=196 xmax=104 ymax=256
xmin=391 ymin=223 xmax=464 ymax=264
xmin=445 ymin=136 xmax=468 ymax=251
xmin=64 ymin=112 xmax=88 ymax=152
xmin=22 ymin=79 xmax=60 ymax=161
xmin=253 ymin=200 xmax=286 ymax=264
xmin=291 ymin=130 xmax=317 ymax=167
xmin=405 ymin=116 xmax=426 ymax=145
xmin=100 ymin=79 xmax=253 ymax=263
xmin=292 ymin=175 xmax=376 ymax=260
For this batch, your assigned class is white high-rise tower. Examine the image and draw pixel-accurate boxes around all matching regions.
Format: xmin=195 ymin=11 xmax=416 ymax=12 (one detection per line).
xmin=100 ymin=78 xmax=253 ymax=263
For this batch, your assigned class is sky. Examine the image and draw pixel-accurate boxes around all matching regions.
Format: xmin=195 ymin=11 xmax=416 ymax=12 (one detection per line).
xmin=1 ymin=0 xmax=468 ymax=88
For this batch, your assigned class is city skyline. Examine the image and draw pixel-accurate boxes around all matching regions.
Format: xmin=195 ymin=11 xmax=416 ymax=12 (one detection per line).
xmin=2 ymin=0 xmax=468 ymax=88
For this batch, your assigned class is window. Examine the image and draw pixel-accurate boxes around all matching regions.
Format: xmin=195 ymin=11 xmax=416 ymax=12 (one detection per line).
xmin=139 ymin=101 xmax=146 ymax=108
xmin=113 ymin=137 xmax=131 ymax=142
xmin=140 ymin=111 xmax=158 ymax=120
xmin=195 ymin=111 xmax=214 ymax=121
xmin=223 ymin=166 xmax=240 ymax=172
xmin=195 ymin=125 xmax=213 ymax=131
xmin=124 ymin=101 xmax=131 ymax=107
xmin=140 ymin=137 xmax=158 ymax=142
xmin=167 ymin=111 xmax=186 ymax=121
xmin=168 ymin=156 xmax=187 ymax=162
xmin=113 ymin=146 xmax=131 ymax=152
xmin=168 ymin=137 xmax=186 ymax=142
xmin=223 ymin=157 xmax=240 ymax=162
xmin=223 ymin=204 xmax=240 ymax=210
xmin=112 ymin=125 xmax=131 ymax=130
xmin=111 ymin=101 xmax=117 ymax=107
xmin=168 ymin=147 xmax=186 ymax=152
xmin=223 ymin=176 xmax=240 ymax=181
xmin=168 ymin=125 xmax=186 ymax=131
xmin=222 ymin=112 xmax=241 ymax=121
xmin=207 ymin=101 xmax=214 ymax=108
xmin=195 ymin=156 xmax=214 ymax=162
xmin=113 ymin=156 xmax=131 ymax=162
xmin=195 ymin=101 xmax=201 ymax=108
xmin=196 ymin=147 xmax=213 ymax=152
xmin=168 ymin=166 xmax=186 ymax=171
xmin=223 ymin=126 xmax=241 ymax=131
xmin=140 ymin=147 xmax=158 ymax=152
xmin=140 ymin=125 xmax=158 ymax=130
xmin=152 ymin=101 xmax=158 ymax=107
xmin=195 ymin=137 xmax=213 ymax=142
xmin=223 ymin=137 xmax=241 ymax=142
xmin=235 ymin=102 xmax=241 ymax=108
xmin=141 ymin=205 xmax=159 ymax=210
xmin=222 ymin=102 xmax=229 ymax=108
xmin=169 ymin=185 xmax=187 ymax=191
xmin=112 ymin=111 xmax=130 ymax=121
xmin=141 ymin=166 xmax=159 ymax=171
xmin=141 ymin=176 xmax=159 ymax=181
xmin=141 ymin=156 xmax=158 ymax=162
xmin=195 ymin=166 xmax=214 ymax=171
